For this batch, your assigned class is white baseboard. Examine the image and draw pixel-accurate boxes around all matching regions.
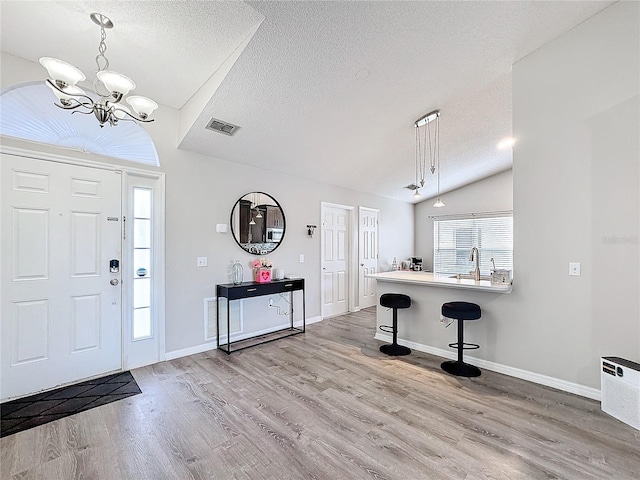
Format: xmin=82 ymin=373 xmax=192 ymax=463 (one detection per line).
xmin=374 ymin=332 xmax=601 ymax=401
xmin=165 ymin=342 xmax=216 ymax=361
xmin=166 ymin=316 xmax=323 ymax=361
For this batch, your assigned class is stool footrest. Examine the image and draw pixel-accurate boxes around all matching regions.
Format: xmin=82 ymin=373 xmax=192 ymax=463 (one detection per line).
xmin=441 ymin=360 xmax=481 ymax=377
xmin=448 ymin=342 xmax=480 ymax=350
xmin=379 ymin=325 xmax=394 ymax=334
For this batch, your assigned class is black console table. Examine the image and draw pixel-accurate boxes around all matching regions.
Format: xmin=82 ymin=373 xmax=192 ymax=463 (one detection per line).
xmin=216 ymin=278 xmax=305 ymax=354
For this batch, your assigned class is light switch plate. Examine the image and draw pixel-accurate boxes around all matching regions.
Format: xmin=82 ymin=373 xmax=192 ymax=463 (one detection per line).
xmin=215 ymin=224 xmax=228 ymax=233
xmin=197 ymin=257 xmax=208 ymax=267
xmin=569 ymin=262 xmax=580 ymax=276
xmin=299 ymin=254 xmax=305 ymax=263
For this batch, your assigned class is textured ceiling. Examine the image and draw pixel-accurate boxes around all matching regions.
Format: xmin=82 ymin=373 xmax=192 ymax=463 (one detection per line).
xmin=1 ymin=1 xmax=615 ymax=203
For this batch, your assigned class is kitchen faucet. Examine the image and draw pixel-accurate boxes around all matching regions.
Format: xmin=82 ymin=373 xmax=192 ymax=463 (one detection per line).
xmin=469 ymin=247 xmax=480 ymax=281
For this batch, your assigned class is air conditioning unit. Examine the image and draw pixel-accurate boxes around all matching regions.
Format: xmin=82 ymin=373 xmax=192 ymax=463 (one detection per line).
xmin=601 ymin=357 xmax=640 ymax=430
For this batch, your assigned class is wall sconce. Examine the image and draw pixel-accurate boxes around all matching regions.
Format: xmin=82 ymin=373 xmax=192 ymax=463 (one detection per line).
xmin=307 ymin=225 xmax=317 ymax=237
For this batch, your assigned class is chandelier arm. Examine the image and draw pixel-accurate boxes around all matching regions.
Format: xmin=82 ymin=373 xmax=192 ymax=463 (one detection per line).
xmin=70 ymin=110 xmax=95 ymax=116
xmin=53 ymin=101 xmax=91 ymax=112
xmin=45 ymin=79 xmax=96 ymax=108
xmin=113 ymin=108 xmax=156 ymax=123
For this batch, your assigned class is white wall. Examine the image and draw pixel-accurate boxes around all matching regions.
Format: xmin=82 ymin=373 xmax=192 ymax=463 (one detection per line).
xmin=414 ymin=169 xmax=513 ymax=272
xmin=511 ymin=1 xmax=639 ymax=388
xmin=0 ymin=54 xmax=414 ymax=355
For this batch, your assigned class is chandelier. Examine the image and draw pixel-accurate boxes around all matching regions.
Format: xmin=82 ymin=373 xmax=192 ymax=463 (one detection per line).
xmin=412 ymin=109 xmax=444 ymax=207
xmin=40 ymin=13 xmax=158 ymax=128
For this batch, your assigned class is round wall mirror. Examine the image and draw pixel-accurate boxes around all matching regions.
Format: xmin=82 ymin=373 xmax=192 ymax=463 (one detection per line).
xmin=230 ymin=192 xmax=286 ymax=255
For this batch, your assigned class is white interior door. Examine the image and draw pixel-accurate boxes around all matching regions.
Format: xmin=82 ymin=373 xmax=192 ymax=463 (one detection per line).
xmin=321 ymin=205 xmax=349 ymax=318
xmin=358 ymin=207 xmax=378 ymax=309
xmin=1 ymin=155 xmax=122 ymax=400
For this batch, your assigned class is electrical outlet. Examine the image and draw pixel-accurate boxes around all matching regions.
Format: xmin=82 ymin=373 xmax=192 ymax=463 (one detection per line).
xmin=569 ymin=262 xmax=580 ymax=276
xmin=299 ymin=254 xmax=305 ymax=263
xmin=197 ymin=257 xmax=208 ymax=267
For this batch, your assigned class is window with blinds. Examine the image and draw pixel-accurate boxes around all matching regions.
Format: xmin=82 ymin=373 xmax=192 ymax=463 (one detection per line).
xmin=433 ymin=212 xmax=513 ymax=275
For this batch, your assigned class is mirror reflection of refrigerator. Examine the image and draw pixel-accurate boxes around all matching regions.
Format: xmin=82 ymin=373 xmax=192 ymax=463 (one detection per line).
xmin=411 ymin=257 xmax=423 ymax=271
xmin=267 ymin=228 xmax=283 ymax=243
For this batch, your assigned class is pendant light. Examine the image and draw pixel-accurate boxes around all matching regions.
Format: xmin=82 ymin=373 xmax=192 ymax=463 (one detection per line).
xmin=412 ymin=109 xmax=445 ymax=207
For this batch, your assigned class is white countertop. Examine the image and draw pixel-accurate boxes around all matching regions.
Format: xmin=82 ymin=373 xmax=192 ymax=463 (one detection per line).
xmin=366 ymin=271 xmax=512 ymax=293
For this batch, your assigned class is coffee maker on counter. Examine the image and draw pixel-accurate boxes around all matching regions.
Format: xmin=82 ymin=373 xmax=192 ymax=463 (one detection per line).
xmin=410 ymin=257 xmax=423 ymax=271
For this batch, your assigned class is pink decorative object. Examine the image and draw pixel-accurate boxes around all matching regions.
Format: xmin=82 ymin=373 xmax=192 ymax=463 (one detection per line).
xmin=255 ymin=267 xmax=272 ymax=283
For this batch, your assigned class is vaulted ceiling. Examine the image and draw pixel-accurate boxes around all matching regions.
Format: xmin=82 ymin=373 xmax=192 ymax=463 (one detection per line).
xmin=0 ymin=1 xmax=614 ymax=202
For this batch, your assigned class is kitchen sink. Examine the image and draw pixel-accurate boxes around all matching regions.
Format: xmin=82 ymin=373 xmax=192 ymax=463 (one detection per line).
xmin=449 ymin=274 xmax=491 ymax=281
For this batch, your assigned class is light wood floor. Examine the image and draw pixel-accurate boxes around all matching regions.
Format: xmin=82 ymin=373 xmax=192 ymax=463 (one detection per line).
xmin=2 ymin=308 xmax=639 ymax=479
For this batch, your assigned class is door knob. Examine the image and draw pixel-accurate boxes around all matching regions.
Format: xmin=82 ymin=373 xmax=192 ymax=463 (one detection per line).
xmin=361 ymin=263 xmax=364 ymax=266
xmin=110 ymin=279 xmax=119 ymax=286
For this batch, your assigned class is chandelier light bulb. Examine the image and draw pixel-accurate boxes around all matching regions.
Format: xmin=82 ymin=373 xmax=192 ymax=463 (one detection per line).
xmin=433 ymin=197 xmax=445 ymax=208
xmin=46 ymin=82 xmax=86 ymax=104
xmin=39 ymin=57 xmax=85 ymax=87
xmin=413 ymin=189 xmax=422 ymax=199
xmin=126 ymin=96 xmax=158 ymax=118
xmin=96 ymin=70 xmax=136 ymax=97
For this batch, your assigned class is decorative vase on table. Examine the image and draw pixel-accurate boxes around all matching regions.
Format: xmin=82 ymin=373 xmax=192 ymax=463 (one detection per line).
xmin=231 ymin=259 xmax=243 ymax=285
xmin=255 ymin=267 xmax=272 ymax=283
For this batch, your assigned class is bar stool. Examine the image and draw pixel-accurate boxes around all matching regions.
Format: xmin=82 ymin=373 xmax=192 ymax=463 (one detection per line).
xmin=379 ymin=293 xmax=411 ymax=356
xmin=441 ymin=301 xmax=482 ymax=377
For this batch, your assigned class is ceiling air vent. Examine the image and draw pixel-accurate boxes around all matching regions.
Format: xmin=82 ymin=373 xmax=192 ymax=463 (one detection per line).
xmin=206 ymin=118 xmax=239 ymax=136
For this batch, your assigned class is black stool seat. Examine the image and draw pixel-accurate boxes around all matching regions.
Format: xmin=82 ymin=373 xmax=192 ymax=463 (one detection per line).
xmin=380 ymin=293 xmax=411 ymax=309
xmin=442 ymin=301 xmax=481 ymax=320
xmin=441 ymin=301 xmax=482 ymax=377
xmin=379 ymin=294 xmax=411 ymax=356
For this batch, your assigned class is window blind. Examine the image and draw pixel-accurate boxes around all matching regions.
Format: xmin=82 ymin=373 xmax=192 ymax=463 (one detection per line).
xmin=433 ymin=213 xmax=513 ymax=275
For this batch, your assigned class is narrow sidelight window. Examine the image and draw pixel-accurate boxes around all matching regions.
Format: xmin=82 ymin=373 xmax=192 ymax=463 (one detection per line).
xmin=132 ymin=187 xmax=153 ymax=339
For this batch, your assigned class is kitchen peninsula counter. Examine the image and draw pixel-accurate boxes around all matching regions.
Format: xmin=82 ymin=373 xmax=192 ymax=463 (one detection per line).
xmin=366 ymin=271 xmax=512 ymax=360
xmin=366 ymin=271 xmax=512 ymax=293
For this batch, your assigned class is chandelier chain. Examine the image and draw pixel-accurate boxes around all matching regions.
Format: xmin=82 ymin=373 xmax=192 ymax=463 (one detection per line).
xmin=95 ymin=24 xmax=110 ymax=72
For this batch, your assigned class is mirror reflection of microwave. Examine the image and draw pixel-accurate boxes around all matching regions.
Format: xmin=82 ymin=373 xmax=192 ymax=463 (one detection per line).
xmin=267 ymin=228 xmax=283 ymax=243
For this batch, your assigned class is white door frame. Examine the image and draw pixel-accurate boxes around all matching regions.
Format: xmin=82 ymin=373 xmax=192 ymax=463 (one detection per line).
xmin=0 ymin=145 xmax=166 ymax=376
xmin=320 ymin=202 xmax=357 ymax=318
xmin=122 ymin=171 xmax=166 ymax=369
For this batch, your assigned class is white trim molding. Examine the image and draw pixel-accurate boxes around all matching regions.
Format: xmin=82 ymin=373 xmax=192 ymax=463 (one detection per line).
xmin=374 ymin=332 xmax=601 ymax=401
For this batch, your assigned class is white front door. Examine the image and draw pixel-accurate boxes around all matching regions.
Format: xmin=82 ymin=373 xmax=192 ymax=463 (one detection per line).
xmin=321 ymin=205 xmax=349 ymax=318
xmin=1 ymin=154 xmax=122 ymax=400
xmin=358 ymin=207 xmax=378 ymax=309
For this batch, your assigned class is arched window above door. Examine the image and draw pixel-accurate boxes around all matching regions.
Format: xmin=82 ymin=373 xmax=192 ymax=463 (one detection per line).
xmin=0 ymin=82 xmax=159 ymax=167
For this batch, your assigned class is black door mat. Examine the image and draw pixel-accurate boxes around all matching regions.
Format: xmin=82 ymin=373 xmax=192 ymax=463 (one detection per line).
xmin=1 ymin=371 xmax=141 ymax=438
